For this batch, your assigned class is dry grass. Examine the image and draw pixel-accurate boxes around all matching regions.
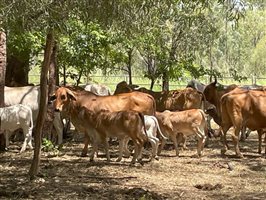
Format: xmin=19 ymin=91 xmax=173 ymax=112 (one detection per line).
xmin=1 ymin=131 xmax=266 ymax=200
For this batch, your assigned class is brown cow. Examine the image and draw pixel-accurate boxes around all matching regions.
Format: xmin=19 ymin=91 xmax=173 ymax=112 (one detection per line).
xmin=77 ymin=107 xmax=146 ymax=164
xmin=203 ymin=80 xmax=238 ymax=123
xmin=51 ymin=86 xmax=155 ymax=157
xmin=220 ymin=88 xmax=266 ymax=157
xmin=204 ymin=80 xmax=265 ymax=141
xmin=156 ymin=109 xmax=207 ymax=157
xmin=114 ymin=81 xmax=204 ymax=112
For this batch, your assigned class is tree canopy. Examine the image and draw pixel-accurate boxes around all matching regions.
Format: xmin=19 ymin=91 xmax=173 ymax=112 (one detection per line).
xmin=1 ymin=0 xmax=265 ymax=87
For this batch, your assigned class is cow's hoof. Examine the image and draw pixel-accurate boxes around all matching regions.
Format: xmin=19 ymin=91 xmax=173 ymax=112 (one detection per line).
xmin=129 ymin=162 xmax=136 ymax=167
xmin=221 ymin=149 xmax=227 ymax=155
xmin=236 ymin=154 xmax=244 ymax=159
xmin=116 ymin=158 xmax=122 ymax=162
xmin=139 ymin=161 xmax=144 ymax=166
xmin=81 ymin=153 xmax=87 ymax=157
xmin=123 ymin=152 xmax=131 ymax=158
xmin=154 ymin=156 xmax=159 ymax=161
xmin=191 ymin=154 xmax=200 ymax=158
xmin=89 ymin=158 xmax=94 ymax=162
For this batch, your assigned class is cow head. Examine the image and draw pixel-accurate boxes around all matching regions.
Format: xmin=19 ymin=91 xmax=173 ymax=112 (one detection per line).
xmin=52 ymin=87 xmax=77 ymax=112
xmin=182 ymin=88 xmax=202 ymax=110
xmin=203 ymin=81 xmax=218 ymax=106
xmin=114 ymin=81 xmax=136 ymax=94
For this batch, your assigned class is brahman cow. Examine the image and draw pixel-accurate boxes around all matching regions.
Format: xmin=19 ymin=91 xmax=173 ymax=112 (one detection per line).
xmin=140 ymin=115 xmax=167 ymax=161
xmin=4 ymin=86 xmax=63 ymax=144
xmin=203 ymin=79 xmax=264 ymax=124
xmin=51 ymin=86 xmax=156 ymax=157
xmin=114 ymin=81 xmax=204 ymax=112
xmin=203 ymin=80 xmax=238 ymax=123
xmin=84 ymin=83 xmax=111 ymax=96
xmin=78 ymin=107 xmax=146 ymax=164
xmin=220 ymin=88 xmax=266 ymax=157
xmin=187 ymin=79 xmax=206 ymax=93
xmin=0 ymin=104 xmax=33 ymax=153
xmin=156 ymin=109 xmax=207 ymax=157
xmin=203 ymin=80 xmax=265 ymax=141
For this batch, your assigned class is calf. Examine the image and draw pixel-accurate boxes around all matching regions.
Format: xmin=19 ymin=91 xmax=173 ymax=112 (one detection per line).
xmin=156 ymin=109 xmax=207 ymax=157
xmin=140 ymin=115 xmax=167 ymax=161
xmin=78 ymin=107 xmax=146 ymax=165
xmin=0 ymin=104 xmax=33 ymax=153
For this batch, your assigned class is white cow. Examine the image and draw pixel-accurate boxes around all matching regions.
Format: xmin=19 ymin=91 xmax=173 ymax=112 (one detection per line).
xmin=84 ymin=83 xmax=111 ymax=96
xmin=0 ymin=104 xmax=33 ymax=153
xmin=142 ymin=115 xmax=167 ymax=160
xmin=124 ymin=115 xmax=167 ymax=161
xmin=4 ymin=86 xmax=63 ymax=144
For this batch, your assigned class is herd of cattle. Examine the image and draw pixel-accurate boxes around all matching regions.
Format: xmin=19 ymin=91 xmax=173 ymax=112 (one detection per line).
xmin=1 ymin=79 xmax=266 ymax=165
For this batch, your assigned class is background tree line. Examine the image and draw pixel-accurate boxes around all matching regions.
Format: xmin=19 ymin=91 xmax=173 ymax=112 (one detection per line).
xmin=1 ymin=0 xmax=265 ymax=90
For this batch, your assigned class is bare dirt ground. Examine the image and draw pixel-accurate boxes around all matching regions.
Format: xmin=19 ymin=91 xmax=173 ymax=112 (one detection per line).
xmin=1 ymin=131 xmax=266 ymax=200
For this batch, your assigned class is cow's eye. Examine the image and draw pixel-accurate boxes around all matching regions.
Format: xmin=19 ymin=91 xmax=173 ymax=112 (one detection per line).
xmin=61 ymin=95 xmax=66 ymax=100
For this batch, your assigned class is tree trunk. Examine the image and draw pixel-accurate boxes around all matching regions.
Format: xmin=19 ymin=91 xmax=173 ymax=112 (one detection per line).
xmin=127 ymin=48 xmax=133 ymax=85
xmin=42 ymin=41 xmax=57 ymax=142
xmin=0 ymin=31 xmax=6 ymax=151
xmin=76 ymin=69 xmax=83 ymax=86
xmin=63 ymin=65 xmax=66 ymax=86
xmin=5 ymin=54 xmax=30 ymax=86
xmin=150 ymin=79 xmax=155 ymax=90
xmin=162 ymin=71 xmax=169 ymax=91
xmin=209 ymin=43 xmax=213 ymax=82
xmin=29 ymin=31 xmax=54 ymax=179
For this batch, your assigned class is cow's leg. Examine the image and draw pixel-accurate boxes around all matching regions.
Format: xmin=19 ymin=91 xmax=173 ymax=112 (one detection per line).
xmin=103 ymin=137 xmax=111 ymax=162
xmin=26 ymin=129 xmax=33 ymax=150
xmin=123 ymin=137 xmax=131 ymax=157
xmin=130 ymin=141 xmax=138 ymax=165
xmin=131 ymin=139 xmax=143 ymax=165
xmin=147 ymin=137 xmax=159 ymax=161
xmin=20 ymin=129 xmax=28 ymax=153
xmin=195 ymin=128 xmax=206 ymax=157
xmin=258 ymin=130 xmax=263 ymax=154
xmin=197 ymin=135 xmax=206 ymax=157
xmin=53 ymin=113 xmax=63 ymax=145
xmin=89 ymin=140 xmax=98 ymax=162
xmin=220 ymin=126 xmax=230 ymax=156
xmin=157 ymin=138 xmax=166 ymax=155
xmin=4 ymin=131 xmax=10 ymax=149
xmin=151 ymin=137 xmax=159 ymax=160
xmin=177 ymin=133 xmax=187 ymax=150
xmin=116 ymin=138 xmax=125 ymax=162
xmin=81 ymin=132 xmax=90 ymax=157
xmin=170 ymin=133 xmax=179 ymax=157
xmin=232 ymin=126 xmax=243 ymax=158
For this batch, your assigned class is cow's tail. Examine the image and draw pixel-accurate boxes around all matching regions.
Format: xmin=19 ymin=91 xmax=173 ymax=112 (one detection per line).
xmin=198 ymin=91 xmax=207 ymax=112
xmin=138 ymin=112 xmax=148 ymax=138
xmin=199 ymin=109 xmax=209 ymax=138
xmin=25 ymin=105 xmax=34 ymax=131
xmin=220 ymin=94 xmax=231 ymax=127
xmin=152 ymin=116 xmax=167 ymax=140
xmin=149 ymin=95 xmax=156 ymax=116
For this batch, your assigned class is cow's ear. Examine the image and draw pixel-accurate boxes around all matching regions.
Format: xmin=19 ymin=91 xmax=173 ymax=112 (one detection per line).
xmin=49 ymin=94 xmax=56 ymax=101
xmin=66 ymin=89 xmax=77 ymax=101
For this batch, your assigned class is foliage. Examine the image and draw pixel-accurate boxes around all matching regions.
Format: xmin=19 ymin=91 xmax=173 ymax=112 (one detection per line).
xmin=1 ymin=0 xmax=266 ymax=86
xmin=42 ymin=138 xmax=55 ymax=152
